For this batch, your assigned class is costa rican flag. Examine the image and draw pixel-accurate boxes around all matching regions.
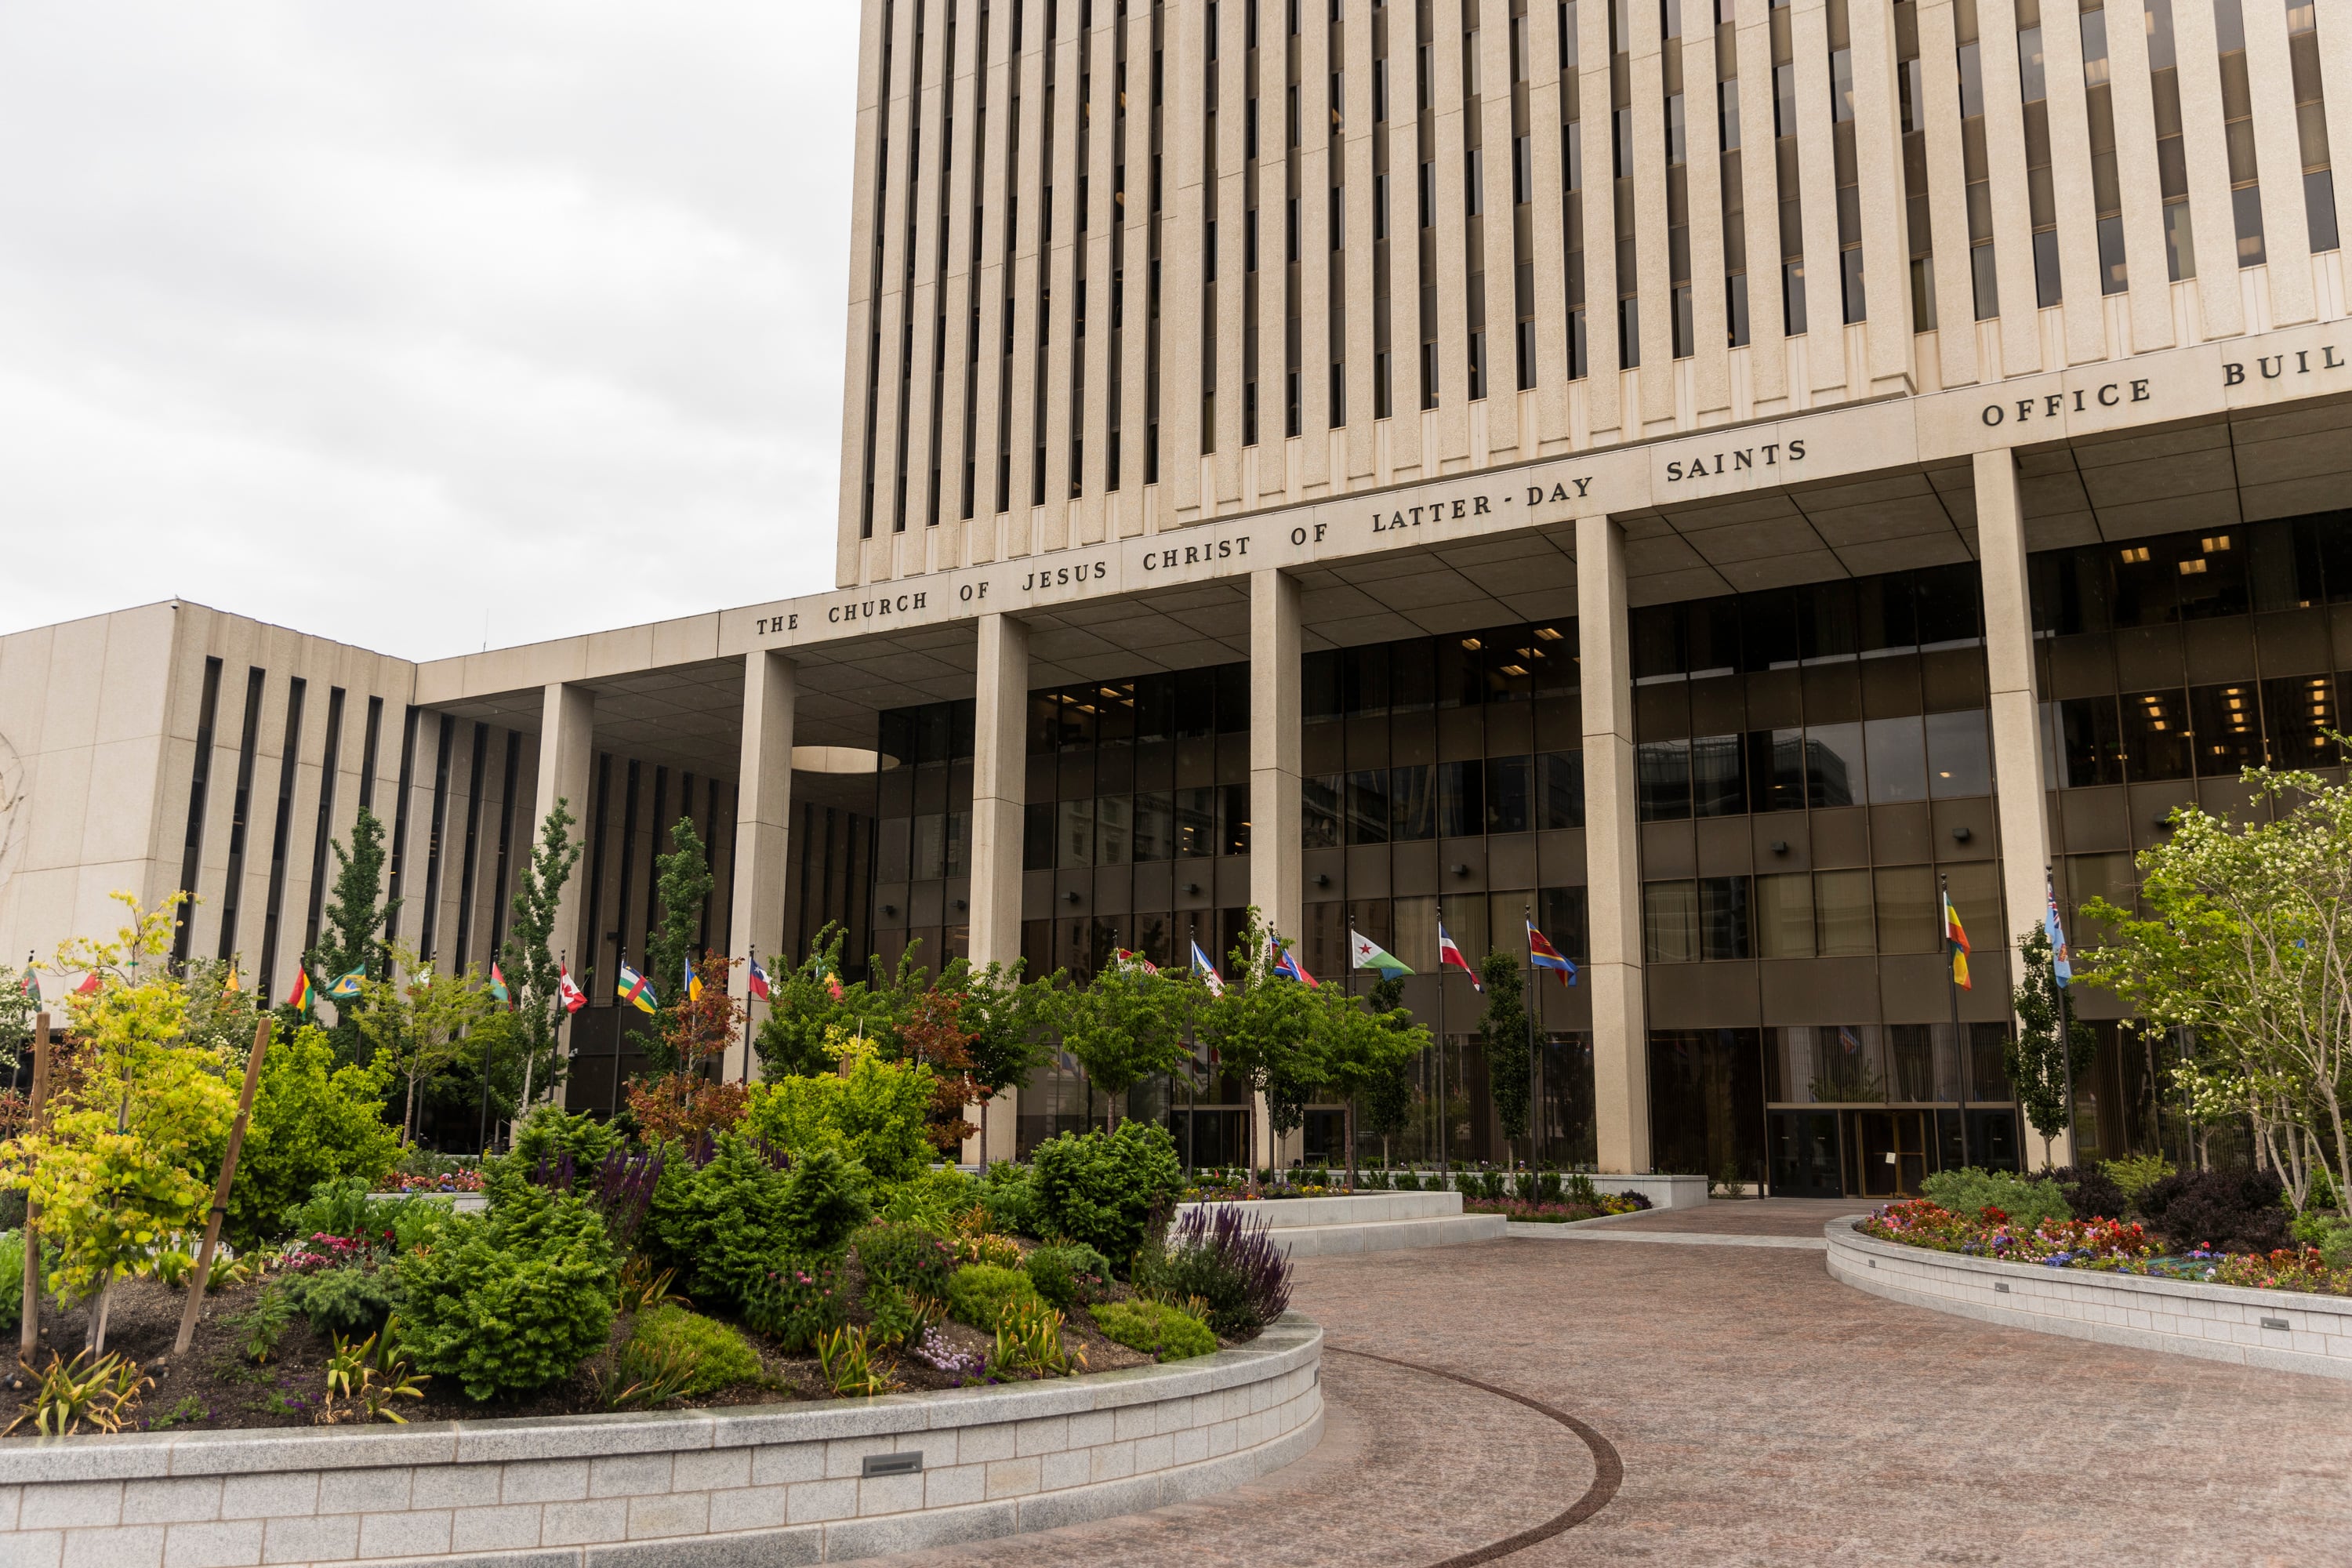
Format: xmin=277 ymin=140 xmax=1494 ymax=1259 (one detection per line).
xmin=1526 ymin=921 xmax=1577 ymax=987
xmin=1437 ymin=924 xmax=1482 ymax=992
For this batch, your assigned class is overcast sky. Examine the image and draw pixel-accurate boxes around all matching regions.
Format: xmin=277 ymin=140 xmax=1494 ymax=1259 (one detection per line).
xmin=0 ymin=4 xmax=860 ymax=663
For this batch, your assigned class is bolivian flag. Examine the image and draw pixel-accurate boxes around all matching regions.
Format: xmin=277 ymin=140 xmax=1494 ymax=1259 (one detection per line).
xmin=1944 ymin=890 xmax=1973 ymax=991
xmin=285 ymin=968 xmax=314 ymax=1016
xmin=616 ymin=964 xmax=659 ymax=1014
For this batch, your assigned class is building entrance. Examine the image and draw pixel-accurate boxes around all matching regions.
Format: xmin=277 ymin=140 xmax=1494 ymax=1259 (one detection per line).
xmin=1767 ymin=1111 xmax=1842 ymax=1199
xmin=1853 ymin=1109 xmax=1930 ymax=1198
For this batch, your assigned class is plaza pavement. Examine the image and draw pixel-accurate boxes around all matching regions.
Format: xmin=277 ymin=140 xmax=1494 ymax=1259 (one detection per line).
xmin=875 ymin=1199 xmax=2352 ymax=1566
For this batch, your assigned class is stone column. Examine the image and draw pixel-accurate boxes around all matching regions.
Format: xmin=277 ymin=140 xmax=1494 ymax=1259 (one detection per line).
xmin=727 ymin=651 xmax=795 ymax=1084
xmin=1975 ymin=446 xmax=2071 ymax=1167
xmin=968 ymin=612 xmax=1029 ymax=1163
xmin=533 ymin=683 xmax=596 ymax=1088
xmin=1250 ymin=568 xmax=1303 ymax=1169
xmin=1577 ymin=515 xmax=1651 ymax=1174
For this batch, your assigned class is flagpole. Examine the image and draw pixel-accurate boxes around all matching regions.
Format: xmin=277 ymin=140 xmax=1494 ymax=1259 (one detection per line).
xmin=2049 ymin=865 xmax=2078 ymax=1170
xmin=1943 ymin=874 xmax=1967 ymax=1174
xmin=1185 ymin=921 xmax=1198 ymax=1178
xmin=740 ymin=946 xmax=757 ymax=1087
xmin=1436 ymin=943 xmax=1447 ymax=1177
xmin=1524 ymin=903 xmax=1538 ymax=1175
xmin=612 ymin=943 xmax=627 ymax=1120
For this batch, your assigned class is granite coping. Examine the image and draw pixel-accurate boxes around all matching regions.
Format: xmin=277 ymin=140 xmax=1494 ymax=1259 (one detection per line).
xmin=1826 ymin=1217 xmax=2352 ymax=1322
xmin=0 ymin=1316 xmax=1322 ymax=1484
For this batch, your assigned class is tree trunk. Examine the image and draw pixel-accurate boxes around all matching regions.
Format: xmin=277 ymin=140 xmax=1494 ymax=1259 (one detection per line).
xmin=1345 ymin=1098 xmax=1357 ymax=1190
xmin=405 ymin=1073 xmax=419 ymax=1143
xmin=89 ymin=1279 xmax=113 ymax=1357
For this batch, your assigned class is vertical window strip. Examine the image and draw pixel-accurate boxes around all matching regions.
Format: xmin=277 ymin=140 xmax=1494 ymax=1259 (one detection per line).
xmin=417 ymin=713 xmax=457 ymax=964
xmin=1958 ymin=6 xmax=1998 ymax=314
xmin=2016 ymin=0 xmax=2063 ymax=307
xmin=302 ymin=685 xmax=345 ymax=957
xmin=2288 ymin=0 xmax=2338 ymax=250
xmin=453 ymin=721 xmax=490 ymax=971
xmin=1668 ymin=0 xmax=1694 ymax=357
xmin=1721 ymin=0 xmax=1750 ymax=346
xmin=2082 ymin=0 xmax=2130 ymax=292
xmin=1562 ymin=0 xmax=1589 ymax=376
xmin=2216 ymin=0 xmax=2267 ymax=264
xmin=1896 ymin=0 xmax=1937 ymax=327
xmin=1147 ymin=0 xmax=1164 ymax=481
xmin=1508 ymin=0 xmax=1537 ymax=390
xmin=1465 ymin=1 xmax=1490 ymax=399
xmin=384 ymin=706 xmax=419 ymax=946
xmin=862 ymin=0 xmax=901 ymax=539
xmin=1329 ymin=5 xmax=1350 ymax=428
xmin=256 ymin=676 xmax=307 ymax=1002
xmin=2144 ymin=0 xmax=2196 ymax=278
xmin=358 ymin=694 xmax=384 ymax=813
xmin=893 ymin=0 xmax=931 ymax=531
xmin=1377 ymin=0 xmax=1399 ymax=412
xmin=170 ymin=655 xmax=225 ymax=967
xmin=488 ymin=729 xmax=523 ymax=964
xmin=216 ymin=667 xmax=267 ymax=966
xmin=1829 ymin=0 xmax=1866 ymax=322
xmin=1613 ymin=0 xmax=1639 ymax=365
xmin=1773 ymin=0 xmax=1808 ymax=332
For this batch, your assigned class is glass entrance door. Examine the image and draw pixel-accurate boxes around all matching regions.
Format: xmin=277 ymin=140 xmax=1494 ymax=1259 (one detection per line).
xmin=1855 ymin=1110 xmax=1929 ymax=1197
xmin=1767 ymin=1110 xmax=1842 ymax=1199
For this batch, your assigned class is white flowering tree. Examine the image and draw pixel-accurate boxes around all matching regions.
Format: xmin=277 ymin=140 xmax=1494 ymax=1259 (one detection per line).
xmin=2080 ymin=763 xmax=2352 ymax=1211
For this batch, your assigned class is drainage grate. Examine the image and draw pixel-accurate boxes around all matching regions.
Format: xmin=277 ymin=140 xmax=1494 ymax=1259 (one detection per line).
xmin=2261 ymin=1316 xmax=2291 ymax=1331
xmin=862 ymin=1452 xmax=924 ymax=1479
xmin=1993 ymin=1282 xmax=2011 ymax=1294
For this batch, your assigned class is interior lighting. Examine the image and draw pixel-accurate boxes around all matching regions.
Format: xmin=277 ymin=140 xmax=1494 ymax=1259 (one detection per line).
xmin=2179 ymin=558 xmax=2208 ymax=575
xmin=1534 ymin=626 xmax=1564 ymax=640
xmin=2201 ymin=534 xmax=2233 ymax=552
xmin=1461 ymin=637 xmax=1484 ymax=650
xmin=2119 ymin=546 xmax=2151 ymax=563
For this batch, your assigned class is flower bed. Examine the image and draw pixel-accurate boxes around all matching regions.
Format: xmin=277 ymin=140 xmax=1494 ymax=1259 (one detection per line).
xmin=1461 ymin=1192 xmax=1653 ymax=1224
xmin=1860 ymin=1199 xmax=2352 ymax=1298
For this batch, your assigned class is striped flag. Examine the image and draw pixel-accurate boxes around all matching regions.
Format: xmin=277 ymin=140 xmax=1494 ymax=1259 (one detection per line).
xmin=1190 ymin=940 xmax=1225 ymax=998
xmin=1270 ymin=941 xmax=1318 ymax=988
xmin=616 ymin=964 xmax=659 ymax=1014
xmin=1437 ymin=924 xmax=1482 ymax=993
xmin=1348 ymin=930 xmax=1412 ymax=977
xmin=747 ymin=955 xmax=771 ymax=1001
xmin=285 ymin=968 xmax=314 ymax=1015
xmin=1944 ymin=890 xmax=1973 ymax=992
xmin=1526 ymin=920 xmax=1577 ymax=987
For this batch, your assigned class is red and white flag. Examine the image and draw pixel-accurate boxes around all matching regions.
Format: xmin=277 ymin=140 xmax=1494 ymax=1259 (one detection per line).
xmin=1436 ymin=924 xmax=1482 ymax=993
xmin=747 ymin=955 xmax=771 ymax=1001
xmin=557 ymin=964 xmax=588 ymax=1014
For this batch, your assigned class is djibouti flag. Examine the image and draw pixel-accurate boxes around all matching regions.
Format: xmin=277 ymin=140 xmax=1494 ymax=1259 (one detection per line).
xmin=1348 ymin=930 xmax=1412 ymax=977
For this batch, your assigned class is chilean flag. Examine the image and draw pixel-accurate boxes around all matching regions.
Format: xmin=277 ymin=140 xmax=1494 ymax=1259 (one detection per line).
xmin=1269 ymin=941 xmax=1318 ymax=988
xmin=1437 ymin=924 xmax=1481 ymax=992
xmin=557 ymin=964 xmax=588 ymax=1014
xmin=747 ymin=954 xmax=771 ymax=1001
xmin=1526 ymin=921 xmax=1577 ymax=987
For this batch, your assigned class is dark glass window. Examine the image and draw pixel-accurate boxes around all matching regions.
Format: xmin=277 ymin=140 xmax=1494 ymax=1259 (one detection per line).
xmin=1304 ymin=651 xmax=1344 ymax=720
xmin=1134 ymin=792 xmax=1174 ymax=861
xmin=1304 ymin=775 xmax=1343 ymax=848
xmin=2120 ymin=688 xmax=2193 ymax=781
xmin=1748 ymin=730 xmax=1808 ymax=812
xmin=1346 ymin=770 xmax=1392 ymax=844
xmin=1538 ymin=885 xmax=1590 ymax=959
xmin=1134 ymin=673 xmax=1177 ymax=739
xmin=2263 ymin=673 xmax=2342 ymax=768
xmin=1638 ymin=739 xmax=1693 ymax=820
xmin=1218 ymin=782 xmax=1251 ymax=853
xmin=1538 ymin=751 xmax=1587 ymax=828
xmin=1216 ymin=664 xmax=1251 ymax=731
xmin=1345 ymin=644 xmax=1392 ymax=715
xmin=1805 ymin=723 xmax=1867 ymax=807
xmin=1023 ymin=802 xmax=1054 ymax=869
xmin=1437 ymin=760 xmax=1484 ymax=836
xmin=1056 ymin=797 xmax=1095 ymax=866
xmin=1174 ymin=787 xmax=1220 ymax=856
xmin=2188 ymin=683 xmax=2261 ymax=775
xmin=1699 ymin=876 xmax=1751 ymax=959
xmin=1485 ymin=754 xmax=1534 ymax=832
xmin=1741 ymin=591 xmax=1801 ymax=670
xmin=1926 ymin=710 xmax=1991 ymax=797
xmin=1691 ymin=734 xmax=1745 ymax=816
xmin=1391 ymin=637 xmax=1439 ymax=710
xmin=1863 ymin=716 xmax=1927 ymax=803
xmin=1391 ymin=764 xmax=1438 ymax=839
xmin=1913 ymin=564 xmax=1983 ymax=645
xmin=2060 ymin=697 xmax=2126 ymax=786
xmin=1173 ymin=668 xmax=1218 ymax=737
xmin=877 ymin=817 xmax=911 ymax=880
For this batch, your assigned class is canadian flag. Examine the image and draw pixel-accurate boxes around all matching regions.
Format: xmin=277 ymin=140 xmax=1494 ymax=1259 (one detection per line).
xmin=557 ymin=964 xmax=588 ymax=1014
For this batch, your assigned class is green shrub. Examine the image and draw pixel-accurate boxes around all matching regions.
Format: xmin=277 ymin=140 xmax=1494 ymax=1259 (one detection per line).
xmin=507 ymin=1105 xmax=623 ymax=1174
xmin=284 ymin=1265 xmax=397 ymax=1339
xmin=1030 ymin=1122 xmax=1183 ymax=1269
xmin=1089 ymin=1299 xmax=1218 ymax=1360
xmin=630 ymin=1305 xmax=760 ymax=1396
xmin=2314 ymin=1219 xmax=2352 ymax=1271
xmin=396 ymin=1182 xmax=618 ymax=1401
xmin=647 ymin=1136 xmax=871 ymax=1310
xmin=855 ymin=1222 xmax=956 ymax=1298
xmin=975 ymin=1160 xmax=1040 ymax=1236
xmin=2101 ymin=1153 xmax=2176 ymax=1206
xmin=742 ymin=1054 xmax=938 ymax=1185
xmin=742 ymin=1255 xmax=847 ymax=1352
xmin=0 ymin=1232 xmax=20 ymax=1333
xmin=1024 ymin=1243 xmax=1112 ymax=1311
xmin=1918 ymin=1167 xmax=2071 ymax=1229
xmin=281 ymin=1177 xmax=408 ymax=1250
xmin=226 ymin=1026 xmax=401 ymax=1250
xmin=946 ymin=1263 xmax=1040 ymax=1329
xmin=875 ymin=1167 xmax=977 ymax=1232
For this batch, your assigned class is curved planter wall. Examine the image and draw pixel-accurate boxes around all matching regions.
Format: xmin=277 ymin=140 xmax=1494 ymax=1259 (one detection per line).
xmin=1828 ymin=1218 xmax=2352 ymax=1382
xmin=0 ymin=1316 xmax=1322 ymax=1568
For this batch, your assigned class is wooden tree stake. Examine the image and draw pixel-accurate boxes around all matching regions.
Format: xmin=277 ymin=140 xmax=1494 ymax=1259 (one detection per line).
xmin=18 ymin=1013 xmax=49 ymax=1365
xmin=173 ymin=1015 xmax=272 ymax=1356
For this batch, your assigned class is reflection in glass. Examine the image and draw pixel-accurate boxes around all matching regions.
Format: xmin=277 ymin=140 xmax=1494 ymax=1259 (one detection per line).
xmin=1486 ymin=754 xmax=1533 ymax=833
xmin=1814 ymin=869 xmax=1875 ymax=955
xmin=1872 ymin=866 xmax=1938 ymax=953
xmin=1755 ymin=873 xmax=1816 ymax=956
xmin=1094 ymin=795 xmax=1131 ymax=866
xmin=1750 ymin=729 xmax=1808 ymax=811
xmin=2189 ymin=684 xmax=2261 ymax=775
xmin=1174 ymin=788 xmax=1219 ymax=857
xmin=1806 ymin=723 xmax=1866 ymax=806
xmin=1638 ymin=739 xmax=1693 ymax=820
xmin=1699 ymin=877 xmax=1750 ymax=959
xmin=1539 ymin=751 xmax=1586 ymax=828
xmin=1391 ymin=764 xmax=1438 ymax=840
xmin=1392 ymin=895 xmax=1439 ymax=970
xmin=1303 ymin=775 xmax=1342 ymax=849
xmin=1691 ymin=734 xmax=1745 ymax=816
xmin=1133 ymin=792 xmax=1174 ymax=862
xmin=1219 ymin=783 xmax=1250 ymax=854
xmin=1886 ymin=1025 xmax=1936 ymax=1101
xmin=1864 ymin=716 xmax=1927 ymax=802
xmin=2263 ymin=673 xmax=2340 ymax=768
xmin=1347 ymin=770 xmax=1392 ymax=844
xmin=1926 ymin=709 xmax=1991 ymax=796
xmin=1438 ymin=760 xmax=1484 ymax=837
xmin=2059 ymin=696 xmax=2125 ymax=786
xmin=2120 ymin=688 xmax=2192 ymax=781
xmin=1644 ymin=880 xmax=1699 ymax=963
xmin=1056 ymin=798 xmax=1094 ymax=869
xmin=1538 ymin=886 xmax=1590 ymax=958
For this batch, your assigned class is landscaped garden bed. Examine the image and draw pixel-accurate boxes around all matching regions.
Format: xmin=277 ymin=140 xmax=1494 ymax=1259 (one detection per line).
xmin=1854 ymin=1163 xmax=2352 ymax=1298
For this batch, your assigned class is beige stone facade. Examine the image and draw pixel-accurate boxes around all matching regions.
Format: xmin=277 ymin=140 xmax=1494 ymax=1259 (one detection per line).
xmin=10 ymin=0 xmax=2352 ymax=1184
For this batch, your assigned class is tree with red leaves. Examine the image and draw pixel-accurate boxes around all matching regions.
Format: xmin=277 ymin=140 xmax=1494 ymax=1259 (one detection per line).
xmin=897 ymin=989 xmax=981 ymax=1154
xmin=628 ymin=949 xmax=748 ymax=1142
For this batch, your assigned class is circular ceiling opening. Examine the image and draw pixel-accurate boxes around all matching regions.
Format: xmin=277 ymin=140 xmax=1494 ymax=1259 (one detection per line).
xmin=791 ymin=746 xmax=891 ymax=775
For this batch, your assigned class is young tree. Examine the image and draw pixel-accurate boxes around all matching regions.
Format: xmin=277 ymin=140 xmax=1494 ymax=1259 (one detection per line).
xmin=639 ymin=817 xmax=716 ymax=1074
xmin=312 ymin=808 xmax=397 ymax=1062
xmin=756 ymin=925 xmax=859 ymax=1077
xmin=937 ymin=957 xmax=1058 ymax=1167
xmin=898 ymin=989 xmax=982 ymax=1152
xmin=501 ymin=797 xmax=583 ymax=1120
xmin=1479 ymin=949 xmax=1532 ymax=1166
xmin=627 ymin=949 xmax=748 ymax=1142
xmin=1052 ymin=960 xmax=1193 ymax=1130
xmin=356 ymin=942 xmax=511 ymax=1142
xmin=1361 ymin=974 xmax=1417 ymax=1168
xmin=2082 ymin=768 xmax=2352 ymax=1207
xmin=1316 ymin=982 xmax=1429 ymax=1187
xmin=2008 ymin=924 xmax=2097 ymax=1166
xmin=1196 ymin=909 xmax=1323 ymax=1192
xmin=6 ymin=894 xmax=237 ymax=1352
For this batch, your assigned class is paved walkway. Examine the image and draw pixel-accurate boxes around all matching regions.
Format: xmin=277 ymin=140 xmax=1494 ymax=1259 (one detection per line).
xmin=875 ymin=1203 xmax=2352 ymax=1566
